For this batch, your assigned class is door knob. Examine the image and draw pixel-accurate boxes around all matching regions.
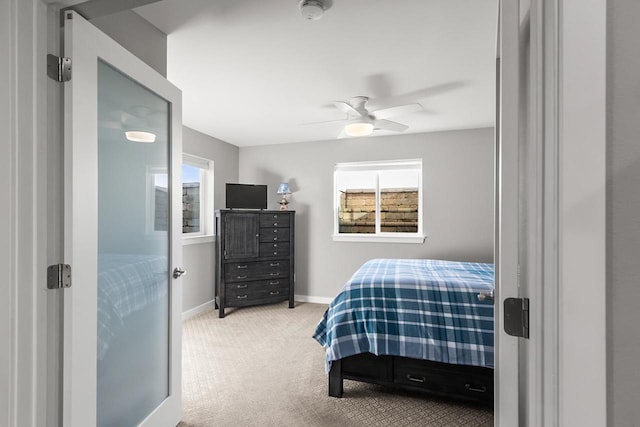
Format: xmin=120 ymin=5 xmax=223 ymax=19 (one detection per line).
xmin=173 ymin=267 xmax=186 ymax=279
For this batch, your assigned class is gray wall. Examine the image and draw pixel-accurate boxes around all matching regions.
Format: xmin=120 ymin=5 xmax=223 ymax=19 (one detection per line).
xmin=91 ymin=10 xmax=167 ymax=77
xmin=607 ymin=1 xmax=640 ymax=425
xmin=182 ymin=126 xmax=239 ymax=312
xmin=239 ymin=128 xmax=494 ymax=299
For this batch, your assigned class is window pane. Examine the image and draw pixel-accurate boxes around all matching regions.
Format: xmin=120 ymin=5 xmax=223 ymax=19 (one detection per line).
xmin=154 ymin=173 xmax=168 ymax=232
xmin=336 ymin=171 xmax=377 ymax=234
xmin=182 ymin=164 xmax=201 ymax=233
xmin=379 ymin=170 xmax=419 ymax=233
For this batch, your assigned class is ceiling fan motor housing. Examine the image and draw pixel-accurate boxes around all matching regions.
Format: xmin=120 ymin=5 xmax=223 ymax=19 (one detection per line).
xmin=299 ymin=0 xmax=325 ymax=20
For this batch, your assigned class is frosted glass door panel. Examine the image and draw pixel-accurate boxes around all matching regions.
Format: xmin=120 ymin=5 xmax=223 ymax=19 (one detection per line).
xmin=97 ymin=61 xmax=170 ymax=427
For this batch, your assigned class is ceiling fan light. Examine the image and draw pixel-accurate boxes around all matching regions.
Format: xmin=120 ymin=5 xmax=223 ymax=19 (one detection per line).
xmin=344 ymin=122 xmax=374 ymax=137
xmin=125 ymin=130 xmax=156 ymax=143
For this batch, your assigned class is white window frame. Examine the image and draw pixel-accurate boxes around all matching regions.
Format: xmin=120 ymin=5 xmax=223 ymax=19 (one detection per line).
xmin=182 ymin=153 xmax=214 ymax=245
xmin=332 ymin=159 xmax=425 ymax=243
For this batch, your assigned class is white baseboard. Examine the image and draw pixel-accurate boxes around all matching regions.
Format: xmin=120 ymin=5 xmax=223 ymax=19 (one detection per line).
xmin=294 ymin=294 xmax=333 ymax=305
xmin=182 ymin=296 xmax=330 ymax=319
xmin=182 ymin=300 xmax=215 ymax=320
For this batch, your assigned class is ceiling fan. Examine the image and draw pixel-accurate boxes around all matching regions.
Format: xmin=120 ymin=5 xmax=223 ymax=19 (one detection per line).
xmin=326 ymin=96 xmax=422 ymax=138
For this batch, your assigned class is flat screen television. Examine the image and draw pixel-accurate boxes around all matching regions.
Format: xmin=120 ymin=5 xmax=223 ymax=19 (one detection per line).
xmin=225 ymin=183 xmax=268 ymax=210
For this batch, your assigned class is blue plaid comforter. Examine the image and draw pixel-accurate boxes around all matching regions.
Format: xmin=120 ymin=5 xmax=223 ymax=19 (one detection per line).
xmin=313 ymin=258 xmax=494 ymax=372
xmin=98 ymin=254 xmax=168 ymax=360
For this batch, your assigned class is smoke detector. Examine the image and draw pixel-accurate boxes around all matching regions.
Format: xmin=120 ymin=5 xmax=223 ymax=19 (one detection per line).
xmin=299 ymin=0 xmax=325 ymax=20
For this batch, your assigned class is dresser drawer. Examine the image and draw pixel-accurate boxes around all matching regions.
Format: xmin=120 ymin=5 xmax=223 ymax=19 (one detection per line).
xmin=259 ymin=242 xmax=291 ymax=258
xmin=393 ymin=358 xmax=493 ymax=402
xmin=225 ymin=278 xmax=289 ymax=295
xmin=225 ymin=285 xmax=290 ymax=307
xmin=224 ymin=260 xmax=289 ymax=283
xmin=260 ymin=213 xmax=290 ymax=228
xmin=259 ymin=227 xmax=290 ymax=242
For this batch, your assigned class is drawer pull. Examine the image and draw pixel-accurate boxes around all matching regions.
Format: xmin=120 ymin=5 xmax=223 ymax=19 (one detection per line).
xmin=273 ymin=215 xmax=278 ymax=218
xmin=269 ymin=291 xmax=280 ymax=296
xmin=269 ymin=281 xmax=280 ymax=285
xmin=465 ymin=384 xmax=487 ymax=393
xmin=273 ymin=243 xmax=278 ymax=247
xmin=270 ymin=272 xmax=280 ymax=276
xmin=273 ymin=229 xmax=278 ymax=233
xmin=273 ymin=237 xmax=278 ymax=241
xmin=236 ymin=265 xmax=248 ymax=269
xmin=236 ymin=295 xmax=248 ymax=299
xmin=236 ymin=275 xmax=248 ymax=279
xmin=273 ymin=222 xmax=278 ymax=226
xmin=236 ymin=284 xmax=248 ymax=289
xmin=273 ymin=252 xmax=278 ymax=255
xmin=270 ymin=262 xmax=280 ymax=267
xmin=406 ymin=374 xmax=426 ymax=383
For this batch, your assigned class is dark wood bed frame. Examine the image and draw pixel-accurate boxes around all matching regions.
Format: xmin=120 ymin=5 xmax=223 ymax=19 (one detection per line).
xmin=328 ymin=352 xmax=494 ymax=405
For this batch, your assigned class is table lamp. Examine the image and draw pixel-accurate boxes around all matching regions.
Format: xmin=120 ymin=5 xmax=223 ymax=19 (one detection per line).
xmin=277 ymin=182 xmax=291 ymax=211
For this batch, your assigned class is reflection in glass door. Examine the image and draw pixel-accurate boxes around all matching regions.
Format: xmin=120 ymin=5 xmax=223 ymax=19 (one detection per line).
xmin=97 ymin=61 xmax=170 ymax=427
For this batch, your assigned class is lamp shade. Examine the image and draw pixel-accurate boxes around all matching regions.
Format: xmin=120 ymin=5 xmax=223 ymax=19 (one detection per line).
xmin=277 ymin=182 xmax=291 ymax=195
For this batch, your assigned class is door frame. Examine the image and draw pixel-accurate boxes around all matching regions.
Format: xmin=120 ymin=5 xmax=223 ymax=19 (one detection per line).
xmin=2 ymin=0 xmax=606 ymax=425
xmin=497 ymin=0 xmax=606 ymax=425
xmin=495 ymin=1 xmax=520 ymax=425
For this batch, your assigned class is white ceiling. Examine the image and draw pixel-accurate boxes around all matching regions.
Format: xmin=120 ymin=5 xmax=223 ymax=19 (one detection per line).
xmin=135 ymin=0 xmax=497 ymax=147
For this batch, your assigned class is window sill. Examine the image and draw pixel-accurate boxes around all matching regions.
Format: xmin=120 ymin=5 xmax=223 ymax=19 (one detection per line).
xmin=182 ymin=235 xmax=215 ymax=246
xmin=332 ymin=234 xmax=426 ymax=244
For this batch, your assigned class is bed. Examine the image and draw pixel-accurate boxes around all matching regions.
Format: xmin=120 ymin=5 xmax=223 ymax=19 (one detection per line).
xmin=313 ymin=258 xmax=494 ymax=404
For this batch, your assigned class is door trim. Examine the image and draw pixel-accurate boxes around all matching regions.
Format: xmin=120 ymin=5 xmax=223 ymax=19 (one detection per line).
xmin=556 ymin=0 xmax=607 ymax=425
xmin=1 ymin=0 xmax=53 ymax=426
xmin=518 ymin=0 xmax=607 ymax=425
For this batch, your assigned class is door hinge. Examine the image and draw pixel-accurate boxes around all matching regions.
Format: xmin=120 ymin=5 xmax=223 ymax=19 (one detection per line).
xmin=504 ymin=297 xmax=529 ymax=339
xmin=47 ymin=54 xmax=72 ymax=82
xmin=47 ymin=264 xmax=72 ymax=290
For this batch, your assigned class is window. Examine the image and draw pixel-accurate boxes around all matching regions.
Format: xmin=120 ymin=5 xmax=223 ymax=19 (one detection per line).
xmin=182 ymin=154 xmax=214 ymax=240
xmin=333 ymin=159 xmax=424 ymax=243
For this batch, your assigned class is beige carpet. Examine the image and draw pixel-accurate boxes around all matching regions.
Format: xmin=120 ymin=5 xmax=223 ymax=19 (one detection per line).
xmin=178 ymin=302 xmax=493 ymax=427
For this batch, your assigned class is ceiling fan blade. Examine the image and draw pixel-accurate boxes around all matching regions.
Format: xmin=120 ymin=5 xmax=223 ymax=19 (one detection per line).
xmin=365 ymin=73 xmax=394 ymax=100
xmin=371 ymin=103 xmax=422 ymax=120
xmin=371 ymin=81 xmax=467 ymax=108
xmin=337 ymin=128 xmax=348 ymax=139
xmin=374 ymin=119 xmax=409 ymax=132
xmin=333 ymin=101 xmax=363 ymax=117
xmin=299 ymin=118 xmax=349 ymax=126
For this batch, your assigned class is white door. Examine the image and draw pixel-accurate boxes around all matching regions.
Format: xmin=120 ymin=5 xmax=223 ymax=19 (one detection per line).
xmin=63 ymin=11 xmax=183 ymax=427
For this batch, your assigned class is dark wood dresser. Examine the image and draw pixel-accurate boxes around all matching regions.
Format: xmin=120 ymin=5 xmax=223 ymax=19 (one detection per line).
xmin=215 ymin=209 xmax=295 ymax=318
